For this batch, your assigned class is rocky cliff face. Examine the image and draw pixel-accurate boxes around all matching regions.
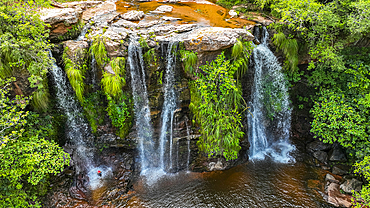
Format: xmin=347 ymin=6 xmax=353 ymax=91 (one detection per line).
xmin=40 ymin=1 xmax=256 ymax=206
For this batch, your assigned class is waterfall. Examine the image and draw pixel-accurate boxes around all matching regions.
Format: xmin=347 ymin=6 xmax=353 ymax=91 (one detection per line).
xmin=49 ymin=51 xmax=94 ymax=172
xmin=127 ymin=41 xmax=156 ymax=175
xmin=185 ymin=117 xmax=191 ymax=171
xmin=247 ymin=27 xmax=295 ymax=163
xmin=90 ymin=53 xmax=97 ymax=88
xmin=159 ymin=41 xmax=178 ymax=172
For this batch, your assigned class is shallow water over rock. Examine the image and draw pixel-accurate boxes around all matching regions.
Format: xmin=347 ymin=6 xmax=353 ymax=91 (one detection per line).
xmin=116 ymin=0 xmax=255 ymax=28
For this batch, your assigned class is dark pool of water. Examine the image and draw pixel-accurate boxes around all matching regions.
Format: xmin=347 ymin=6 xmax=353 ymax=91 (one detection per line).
xmin=126 ymin=159 xmax=334 ymax=208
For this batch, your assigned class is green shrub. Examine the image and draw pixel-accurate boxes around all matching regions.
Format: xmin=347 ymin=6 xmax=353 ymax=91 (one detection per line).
xmin=189 ymin=53 xmax=247 ymax=160
xmin=101 ymin=57 xmax=126 ymax=98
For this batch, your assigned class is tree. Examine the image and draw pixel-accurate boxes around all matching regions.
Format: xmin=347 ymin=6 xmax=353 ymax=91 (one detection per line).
xmin=0 ymin=0 xmax=53 ymax=111
xmin=0 ymin=78 xmax=70 ymax=207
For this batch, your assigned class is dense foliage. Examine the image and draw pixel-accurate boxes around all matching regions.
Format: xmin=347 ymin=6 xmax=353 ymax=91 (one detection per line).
xmin=188 ymin=38 xmax=252 ymax=160
xmin=0 ymin=0 xmax=53 ymax=112
xmin=0 ymin=78 xmax=70 ymax=207
xmin=254 ymin=0 xmax=370 ymax=205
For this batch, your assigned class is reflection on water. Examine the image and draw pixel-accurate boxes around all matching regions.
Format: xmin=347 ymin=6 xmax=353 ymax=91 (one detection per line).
xmin=127 ymin=159 xmax=334 ymax=208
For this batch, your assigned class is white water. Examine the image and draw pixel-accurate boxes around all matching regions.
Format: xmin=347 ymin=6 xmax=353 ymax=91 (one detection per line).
xmin=128 ymin=41 xmax=156 ymax=177
xmin=158 ymin=42 xmax=178 ymax=172
xmin=49 ymin=51 xmax=94 ymax=173
xmin=185 ymin=117 xmax=191 ymax=171
xmin=247 ymin=27 xmax=295 ymax=163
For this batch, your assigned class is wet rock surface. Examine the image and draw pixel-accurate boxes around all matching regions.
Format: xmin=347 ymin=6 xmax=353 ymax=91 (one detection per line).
xmin=43 ymin=148 xmax=136 ymax=207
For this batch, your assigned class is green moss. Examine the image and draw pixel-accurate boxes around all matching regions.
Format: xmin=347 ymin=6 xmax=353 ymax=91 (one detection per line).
xmin=105 ymin=93 xmax=132 ymax=138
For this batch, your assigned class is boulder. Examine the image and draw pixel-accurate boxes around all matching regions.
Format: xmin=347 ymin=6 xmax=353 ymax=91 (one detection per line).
xmin=208 ymin=159 xmax=226 ymax=171
xmin=327 ymin=183 xmax=353 ymax=207
xmin=63 ymin=41 xmax=89 ymax=64
xmin=82 ymin=1 xmax=116 ymax=21
xmin=183 ymin=27 xmax=254 ymax=52
xmin=154 ymin=5 xmax=173 ymax=13
xmin=162 ymin=16 xmax=182 ymax=21
xmin=62 ymin=1 xmax=102 ymax=9
xmin=332 ymin=165 xmax=350 ymax=176
xmin=112 ymin=19 xmax=138 ymax=28
xmin=340 ymin=178 xmax=363 ymax=194
xmin=312 ymin=150 xmax=328 ymax=164
xmin=306 ymin=140 xmax=332 ymax=153
xmin=40 ymin=7 xmax=83 ymax=40
xmin=329 ymin=144 xmax=347 ymax=162
xmin=325 ymin=174 xmax=339 ymax=184
xmin=152 ymin=24 xmax=197 ymax=36
xmin=229 ymin=10 xmax=238 ymax=18
xmin=121 ymin=10 xmax=145 ymax=21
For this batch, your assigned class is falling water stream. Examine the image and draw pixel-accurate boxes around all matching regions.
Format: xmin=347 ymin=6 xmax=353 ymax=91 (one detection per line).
xmin=159 ymin=41 xmax=178 ymax=172
xmin=49 ymin=51 xmax=94 ymax=173
xmin=247 ymin=27 xmax=295 ymax=162
xmin=128 ymin=40 xmax=155 ymax=176
xmin=123 ymin=27 xmax=333 ymax=207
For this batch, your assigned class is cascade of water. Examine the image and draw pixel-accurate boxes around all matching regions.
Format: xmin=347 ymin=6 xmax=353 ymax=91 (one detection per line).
xmin=91 ymin=53 xmax=97 ymax=88
xmin=185 ymin=117 xmax=191 ymax=171
xmin=127 ymin=41 xmax=155 ymax=174
xmin=49 ymin=51 xmax=94 ymax=172
xmin=247 ymin=27 xmax=295 ymax=163
xmin=76 ymin=24 xmax=90 ymax=41
xmin=158 ymin=41 xmax=178 ymax=172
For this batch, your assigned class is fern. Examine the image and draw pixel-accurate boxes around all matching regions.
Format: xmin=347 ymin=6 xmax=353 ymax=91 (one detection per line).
xmin=231 ymin=39 xmax=254 ymax=81
xmin=273 ymin=32 xmax=299 ymax=72
xmin=143 ymin=48 xmax=157 ymax=66
xmin=90 ymin=35 xmax=108 ymax=67
xmin=180 ymin=50 xmax=198 ymax=74
xmin=62 ymin=48 xmax=85 ymax=103
xmin=31 ymin=88 xmax=49 ymax=112
xmin=101 ymin=57 xmax=126 ymax=98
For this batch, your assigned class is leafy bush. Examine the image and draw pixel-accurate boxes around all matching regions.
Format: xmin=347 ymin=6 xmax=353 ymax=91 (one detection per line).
xmin=106 ymin=93 xmax=132 ymax=138
xmin=0 ymin=77 xmax=69 ymax=208
xmin=189 ymin=53 xmax=248 ymax=160
xmin=101 ymin=57 xmax=126 ymax=98
xmin=180 ymin=50 xmax=198 ymax=74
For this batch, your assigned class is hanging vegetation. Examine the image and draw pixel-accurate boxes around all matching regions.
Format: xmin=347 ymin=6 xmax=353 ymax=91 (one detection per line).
xmin=90 ymin=35 xmax=109 ymax=68
xmin=231 ymin=39 xmax=254 ymax=81
xmin=180 ymin=50 xmax=198 ymax=74
xmin=62 ymin=47 xmax=87 ymax=103
xmin=189 ymin=52 xmax=250 ymax=160
xmin=272 ymin=32 xmax=299 ymax=72
xmin=101 ymin=57 xmax=126 ymax=98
